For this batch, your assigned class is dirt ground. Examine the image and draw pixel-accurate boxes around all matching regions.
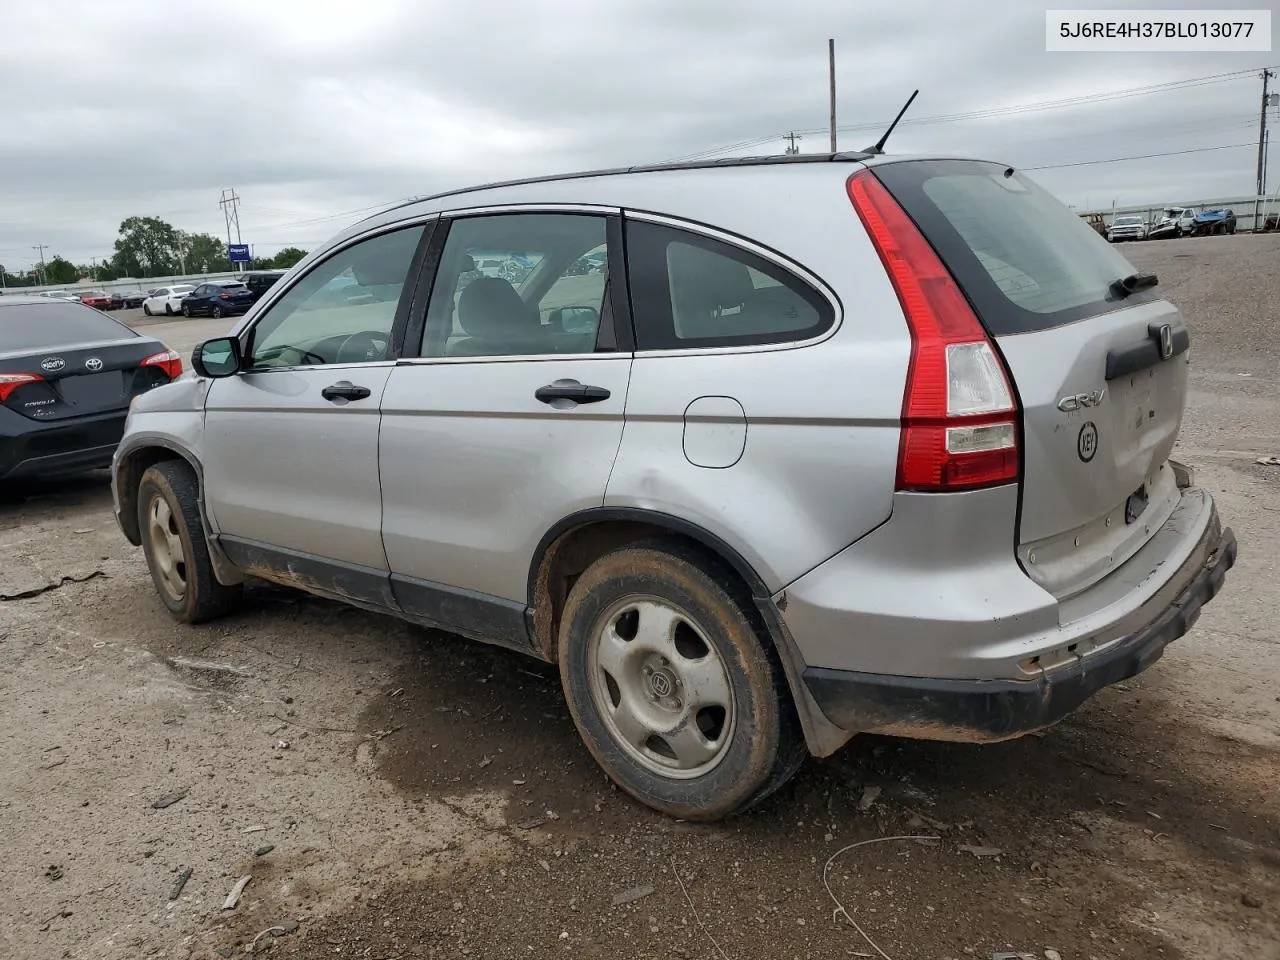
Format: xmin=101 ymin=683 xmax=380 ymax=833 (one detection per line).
xmin=2 ymin=234 xmax=1278 ymax=960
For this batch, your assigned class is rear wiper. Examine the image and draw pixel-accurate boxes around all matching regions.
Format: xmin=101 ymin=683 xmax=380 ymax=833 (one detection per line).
xmin=1110 ymin=272 xmax=1159 ymax=299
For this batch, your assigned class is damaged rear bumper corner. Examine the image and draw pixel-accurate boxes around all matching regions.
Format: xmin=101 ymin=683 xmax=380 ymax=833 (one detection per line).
xmin=801 ymin=514 xmax=1236 ymax=743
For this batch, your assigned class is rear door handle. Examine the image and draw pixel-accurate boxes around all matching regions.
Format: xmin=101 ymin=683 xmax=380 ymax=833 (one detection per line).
xmin=321 ymin=380 xmax=372 ymax=402
xmin=535 ymin=379 xmax=611 ymax=404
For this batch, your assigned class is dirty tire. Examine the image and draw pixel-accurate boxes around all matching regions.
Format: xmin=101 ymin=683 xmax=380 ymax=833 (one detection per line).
xmin=558 ymin=538 xmax=804 ymax=821
xmin=137 ymin=460 xmax=241 ymax=624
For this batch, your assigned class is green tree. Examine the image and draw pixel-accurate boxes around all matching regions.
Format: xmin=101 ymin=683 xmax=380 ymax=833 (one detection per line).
xmin=179 ymin=231 xmax=232 ymax=274
xmin=113 ymin=216 xmax=183 ymax=277
xmin=43 ymin=256 xmax=78 ymax=285
xmin=271 ymin=247 xmax=308 ymax=269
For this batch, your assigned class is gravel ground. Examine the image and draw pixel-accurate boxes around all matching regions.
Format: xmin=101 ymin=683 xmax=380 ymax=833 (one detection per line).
xmin=1 ymin=233 xmax=1278 ymax=960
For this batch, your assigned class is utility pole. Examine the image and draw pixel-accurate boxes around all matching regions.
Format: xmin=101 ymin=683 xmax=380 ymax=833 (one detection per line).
xmin=828 ymin=39 xmax=837 ymax=153
xmin=218 ymin=188 xmax=242 ymax=255
xmin=784 ymin=131 xmax=803 ymax=155
xmin=1257 ymin=69 xmax=1274 ymax=197
xmin=32 ymin=244 xmax=48 ymax=286
xmin=90 ymin=256 xmax=98 ymax=280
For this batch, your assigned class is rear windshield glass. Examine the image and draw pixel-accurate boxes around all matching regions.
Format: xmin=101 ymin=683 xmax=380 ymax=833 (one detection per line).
xmin=0 ymin=301 xmax=136 ymax=352
xmin=872 ymin=159 xmax=1151 ymax=336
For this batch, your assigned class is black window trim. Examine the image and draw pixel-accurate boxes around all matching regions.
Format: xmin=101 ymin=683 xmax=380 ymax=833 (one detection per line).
xmin=399 ymin=206 xmax=632 ymax=363
xmin=235 ymin=217 xmax=438 ymax=373
xmin=620 ymin=209 xmax=841 ymax=355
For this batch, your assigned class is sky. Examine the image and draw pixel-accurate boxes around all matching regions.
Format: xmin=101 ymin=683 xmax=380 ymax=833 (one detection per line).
xmin=1 ymin=0 xmax=1277 ymax=272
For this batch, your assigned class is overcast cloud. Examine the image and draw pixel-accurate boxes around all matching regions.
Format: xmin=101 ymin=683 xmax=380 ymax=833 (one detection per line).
xmin=2 ymin=0 xmax=1276 ymax=270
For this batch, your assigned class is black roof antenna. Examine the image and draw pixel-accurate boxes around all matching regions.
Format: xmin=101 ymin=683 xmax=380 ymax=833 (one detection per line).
xmin=862 ymin=90 xmax=919 ymax=156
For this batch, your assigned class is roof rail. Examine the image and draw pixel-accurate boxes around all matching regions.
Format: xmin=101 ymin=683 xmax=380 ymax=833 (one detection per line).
xmin=361 ymin=151 xmax=874 ymax=225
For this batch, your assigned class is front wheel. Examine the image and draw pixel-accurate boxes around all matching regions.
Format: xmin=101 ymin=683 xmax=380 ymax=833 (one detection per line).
xmin=212 ymin=305 xmax=223 ymax=319
xmin=558 ymin=540 xmax=804 ymax=821
xmin=182 ymin=303 xmax=192 ymax=317
xmin=143 ymin=304 xmax=153 ymax=316
xmin=138 ymin=461 xmax=242 ymax=623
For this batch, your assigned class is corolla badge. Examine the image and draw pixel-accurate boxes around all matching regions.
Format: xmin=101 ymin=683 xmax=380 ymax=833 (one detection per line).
xmin=40 ymin=356 xmax=65 ymax=372
xmin=85 ymin=357 xmax=104 ymax=372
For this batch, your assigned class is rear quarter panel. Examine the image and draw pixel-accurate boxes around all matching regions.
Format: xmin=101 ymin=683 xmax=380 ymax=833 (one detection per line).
xmin=512 ymin=166 xmax=914 ymax=592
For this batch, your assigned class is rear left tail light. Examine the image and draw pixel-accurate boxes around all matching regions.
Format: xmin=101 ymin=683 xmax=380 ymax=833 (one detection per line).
xmin=847 ymin=169 xmax=1019 ymax=492
xmin=0 ymin=373 xmax=43 ymax=402
xmin=141 ymin=349 xmax=183 ymax=381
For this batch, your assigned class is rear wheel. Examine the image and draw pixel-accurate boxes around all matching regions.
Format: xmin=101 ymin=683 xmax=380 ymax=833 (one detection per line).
xmin=137 ymin=460 xmax=242 ymax=623
xmin=558 ymin=540 xmax=804 ymax=821
xmin=164 ymin=303 xmax=173 ymax=316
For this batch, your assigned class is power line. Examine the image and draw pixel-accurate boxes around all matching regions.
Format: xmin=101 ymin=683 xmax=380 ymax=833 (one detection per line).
xmin=1021 ymin=141 xmax=1256 ymax=172
xmin=661 ymin=65 xmax=1276 ymax=164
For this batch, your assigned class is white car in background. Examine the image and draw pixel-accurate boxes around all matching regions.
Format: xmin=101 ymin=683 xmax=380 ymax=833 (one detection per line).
xmin=39 ymin=290 xmax=82 ymax=301
xmin=142 ymin=285 xmax=196 ymax=316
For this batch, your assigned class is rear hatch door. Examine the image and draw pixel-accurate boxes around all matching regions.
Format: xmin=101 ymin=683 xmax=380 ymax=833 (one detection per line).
xmin=872 ymin=159 xmax=1189 ymax=601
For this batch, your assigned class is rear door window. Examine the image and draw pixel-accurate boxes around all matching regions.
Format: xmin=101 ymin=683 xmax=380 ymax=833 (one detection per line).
xmin=872 ymin=159 xmax=1153 ymax=335
xmin=0 ymin=302 xmax=136 ymax=351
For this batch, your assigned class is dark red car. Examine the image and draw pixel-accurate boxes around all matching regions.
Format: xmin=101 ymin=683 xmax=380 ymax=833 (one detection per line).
xmin=78 ymin=290 xmax=113 ymax=311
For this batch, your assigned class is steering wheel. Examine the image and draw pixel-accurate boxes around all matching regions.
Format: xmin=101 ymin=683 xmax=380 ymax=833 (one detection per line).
xmin=335 ymin=330 xmax=390 ymax=365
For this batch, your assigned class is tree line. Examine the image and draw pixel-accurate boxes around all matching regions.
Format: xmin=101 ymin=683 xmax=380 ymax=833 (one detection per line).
xmin=1 ymin=216 xmax=308 ymax=288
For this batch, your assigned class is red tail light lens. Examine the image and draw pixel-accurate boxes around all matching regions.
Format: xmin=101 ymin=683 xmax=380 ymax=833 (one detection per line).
xmin=0 ymin=373 xmax=43 ymax=402
xmin=847 ymin=169 xmax=1019 ymax=492
xmin=218 ymin=292 xmax=232 ymax=300
xmin=141 ymin=349 xmax=183 ymax=381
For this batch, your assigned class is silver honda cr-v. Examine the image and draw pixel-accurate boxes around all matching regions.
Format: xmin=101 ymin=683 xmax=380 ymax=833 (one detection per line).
xmin=112 ymin=153 xmax=1236 ymax=820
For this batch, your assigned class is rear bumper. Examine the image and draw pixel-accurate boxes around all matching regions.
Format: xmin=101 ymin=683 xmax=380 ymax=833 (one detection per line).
xmin=800 ymin=508 xmax=1235 ymax=742
xmin=0 ymin=408 xmax=127 ymax=480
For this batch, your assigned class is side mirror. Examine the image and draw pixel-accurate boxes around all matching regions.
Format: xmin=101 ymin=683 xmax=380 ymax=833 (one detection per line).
xmin=548 ymin=305 xmax=600 ymax=334
xmin=192 ymin=337 xmax=242 ymax=378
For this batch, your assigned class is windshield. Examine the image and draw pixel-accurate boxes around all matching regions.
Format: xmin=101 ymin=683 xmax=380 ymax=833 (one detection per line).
xmin=1113 ymin=216 xmax=1142 ymax=225
xmin=0 ymin=301 xmax=137 ymax=351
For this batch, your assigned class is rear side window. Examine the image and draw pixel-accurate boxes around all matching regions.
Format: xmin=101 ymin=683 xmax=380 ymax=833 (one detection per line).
xmin=0 ymin=302 xmax=136 ymax=351
xmin=625 ymin=220 xmax=832 ymax=350
xmin=873 ymin=159 xmax=1150 ymax=335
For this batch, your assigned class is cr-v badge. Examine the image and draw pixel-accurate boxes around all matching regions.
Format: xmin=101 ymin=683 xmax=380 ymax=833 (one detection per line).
xmin=1057 ymin=389 xmax=1105 ymax=412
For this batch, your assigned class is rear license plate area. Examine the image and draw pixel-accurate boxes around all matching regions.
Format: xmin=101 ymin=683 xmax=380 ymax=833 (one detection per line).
xmin=57 ymin=372 xmax=125 ymax=408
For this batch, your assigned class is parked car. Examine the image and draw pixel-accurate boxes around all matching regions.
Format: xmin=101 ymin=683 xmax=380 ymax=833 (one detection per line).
xmin=180 ymin=281 xmax=255 ymax=319
xmin=141 ymin=285 xmax=196 ymax=316
xmin=0 ymin=295 xmax=182 ymax=480
xmin=1190 ymin=208 xmax=1237 ymax=236
xmin=110 ymin=290 xmax=148 ymax=310
xmin=239 ymin=269 xmax=288 ymax=302
xmin=39 ymin=290 xmax=81 ymax=302
xmin=1106 ymin=214 xmax=1148 ymax=242
xmin=1145 ymin=207 xmax=1195 ymax=240
xmin=112 ymin=154 xmax=1236 ymax=821
xmin=76 ymin=290 xmax=113 ymax=311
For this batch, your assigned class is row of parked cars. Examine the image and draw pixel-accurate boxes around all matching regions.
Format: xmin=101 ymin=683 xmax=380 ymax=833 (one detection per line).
xmin=30 ymin=271 xmax=287 ymax=320
xmin=1102 ymin=206 xmax=1238 ymax=242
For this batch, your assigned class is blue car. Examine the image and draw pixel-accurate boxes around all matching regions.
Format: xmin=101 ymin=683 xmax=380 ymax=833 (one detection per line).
xmin=180 ymin=280 xmax=255 ymax=319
